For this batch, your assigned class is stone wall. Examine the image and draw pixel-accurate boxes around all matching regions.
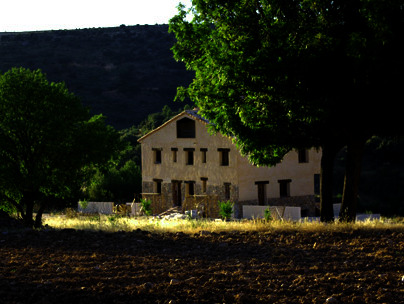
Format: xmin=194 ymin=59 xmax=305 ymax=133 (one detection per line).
xmin=143 ymin=180 xmax=318 ymax=218
xmin=182 ymin=194 xmax=220 ymax=218
xmin=142 ymin=180 xmax=239 ymax=216
xmin=141 ymin=193 xmax=172 ymax=215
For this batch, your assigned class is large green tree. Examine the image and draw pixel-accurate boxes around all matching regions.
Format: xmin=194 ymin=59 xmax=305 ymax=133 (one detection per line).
xmin=0 ymin=68 xmax=122 ymax=227
xmin=170 ymin=0 xmax=403 ymax=221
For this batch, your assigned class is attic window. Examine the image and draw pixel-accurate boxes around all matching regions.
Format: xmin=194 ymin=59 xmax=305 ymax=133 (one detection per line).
xmin=177 ymin=117 xmax=195 ymax=138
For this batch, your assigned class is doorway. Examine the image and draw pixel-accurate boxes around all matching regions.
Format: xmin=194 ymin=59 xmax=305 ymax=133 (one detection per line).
xmin=172 ymin=181 xmax=182 ymax=207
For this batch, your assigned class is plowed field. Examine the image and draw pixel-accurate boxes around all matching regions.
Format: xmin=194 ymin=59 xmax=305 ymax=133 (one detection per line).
xmin=1 ymin=226 xmax=403 ymax=303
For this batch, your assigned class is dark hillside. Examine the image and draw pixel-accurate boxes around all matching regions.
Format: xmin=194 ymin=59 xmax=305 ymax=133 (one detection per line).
xmin=0 ymin=25 xmax=194 ymax=129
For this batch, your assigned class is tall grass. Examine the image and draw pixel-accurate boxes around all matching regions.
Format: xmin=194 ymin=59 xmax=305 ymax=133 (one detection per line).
xmin=43 ymin=214 xmax=404 ymax=234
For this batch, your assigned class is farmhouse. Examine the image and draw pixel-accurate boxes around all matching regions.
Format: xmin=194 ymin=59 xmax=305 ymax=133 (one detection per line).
xmin=138 ymin=110 xmax=321 ymax=218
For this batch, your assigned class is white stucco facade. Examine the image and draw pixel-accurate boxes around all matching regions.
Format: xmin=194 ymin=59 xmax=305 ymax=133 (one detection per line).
xmin=138 ymin=110 xmax=322 ymax=216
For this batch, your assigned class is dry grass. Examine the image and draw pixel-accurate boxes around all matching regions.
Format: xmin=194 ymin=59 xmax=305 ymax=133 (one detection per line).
xmin=43 ymin=213 xmax=404 ymax=234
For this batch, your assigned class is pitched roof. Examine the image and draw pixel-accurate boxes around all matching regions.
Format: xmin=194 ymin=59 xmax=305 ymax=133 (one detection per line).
xmin=137 ymin=110 xmax=212 ymax=142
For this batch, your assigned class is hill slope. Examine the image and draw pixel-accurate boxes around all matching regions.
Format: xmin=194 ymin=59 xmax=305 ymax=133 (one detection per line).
xmin=0 ymin=25 xmax=194 ymax=129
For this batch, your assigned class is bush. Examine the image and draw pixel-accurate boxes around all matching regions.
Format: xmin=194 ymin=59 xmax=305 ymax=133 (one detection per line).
xmin=140 ymin=198 xmax=152 ymax=216
xmin=219 ymin=201 xmax=234 ymax=220
xmin=264 ymin=208 xmax=273 ymax=221
xmin=65 ymin=208 xmax=79 ymax=219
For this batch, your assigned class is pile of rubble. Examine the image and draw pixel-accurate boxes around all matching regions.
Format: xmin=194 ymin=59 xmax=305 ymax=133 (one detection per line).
xmin=157 ymin=207 xmax=198 ymax=220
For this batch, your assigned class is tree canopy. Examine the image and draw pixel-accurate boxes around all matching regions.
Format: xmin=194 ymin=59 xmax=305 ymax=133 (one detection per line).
xmin=169 ymin=0 xmax=404 ymax=221
xmin=0 ymin=68 xmax=122 ymax=227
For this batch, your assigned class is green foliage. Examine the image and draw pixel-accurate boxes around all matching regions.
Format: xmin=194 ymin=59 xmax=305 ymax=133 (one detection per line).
xmin=140 ymin=198 xmax=152 ymax=216
xmin=264 ymin=208 xmax=273 ymax=222
xmin=84 ymin=160 xmax=142 ymax=203
xmin=65 ymin=208 xmax=79 ymax=219
xmin=170 ymin=0 xmax=403 ymax=166
xmin=78 ymin=199 xmax=89 ymax=211
xmin=169 ymin=0 xmax=404 ymax=221
xmin=0 ymin=67 xmax=122 ymax=228
xmin=219 ymin=201 xmax=234 ymax=220
xmin=0 ymin=200 xmax=17 ymax=215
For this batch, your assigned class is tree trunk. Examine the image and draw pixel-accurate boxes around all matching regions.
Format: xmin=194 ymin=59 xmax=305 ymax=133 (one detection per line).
xmin=20 ymin=190 xmax=38 ymax=228
xmin=320 ymin=143 xmax=340 ymax=222
xmin=34 ymin=204 xmax=45 ymax=228
xmin=339 ymin=138 xmax=366 ymax=222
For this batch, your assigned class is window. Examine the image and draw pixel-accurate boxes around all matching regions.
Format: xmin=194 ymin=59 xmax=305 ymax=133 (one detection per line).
xmin=255 ymin=181 xmax=269 ymax=205
xmin=298 ymin=149 xmax=309 ymax=163
xmin=153 ymin=179 xmax=162 ymax=194
xmin=185 ymin=181 xmax=195 ymax=196
xmin=224 ymin=183 xmax=231 ymax=200
xmin=184 ymin=148 xmax=194 ymax=165
xmin=152 ymin=148 xmax=162 ymax=164
xmin=201 ymin=177 xmax=208 ymax=193
xmin=218 ymin=148 xmax=230 ymax=166
xmin=171 ymin=148 xmax=178 ymax=163
xmin=200 ymin=148 xmax=207 ymax=163
xmin=278 ymin=179 xmax=291 ymax=197
xmin=177 ymin=117 xmax=195 ymax=138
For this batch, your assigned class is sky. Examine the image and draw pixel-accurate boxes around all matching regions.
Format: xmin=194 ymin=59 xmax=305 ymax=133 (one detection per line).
xmin=0 ymin=0 xmax=192 ymax=32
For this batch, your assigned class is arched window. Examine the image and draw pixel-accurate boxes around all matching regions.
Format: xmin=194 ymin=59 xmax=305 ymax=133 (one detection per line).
xmin=176 ymin=117 xmax=195 ymax=138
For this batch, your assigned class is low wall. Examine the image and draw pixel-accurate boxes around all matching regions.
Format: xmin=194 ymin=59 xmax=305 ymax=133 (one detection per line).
xmin=127 ymin=202 xmax=142 ymax=216
xmin=237 ymin=195 xmax=318 ymax=218
xmin=78 ymin=202 xmax=114 ymax=214
xmin=242 ymin=205 xmax=301 ymax=221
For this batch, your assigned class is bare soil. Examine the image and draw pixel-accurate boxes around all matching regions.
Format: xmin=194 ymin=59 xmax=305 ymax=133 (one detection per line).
xmin=1 ymin=224 xmax=403 ymax=303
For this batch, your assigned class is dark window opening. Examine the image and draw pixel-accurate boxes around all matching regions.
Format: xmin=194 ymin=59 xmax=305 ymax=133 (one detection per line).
xmin=177 ymin=117 xmax=195 ymax=138
xmin=314 ymin=174 xmax=320 ymax=195
xmin=218 ymin=148 xmax=230 ymax=166
xmin=171 ymin=148 xmax=178 ymax=163
xmin=153 ymin=148 xmax=162 ymax=164
xmin=255 ymin=181 xmax=269 ymax=205
xmin=224 ymin=183 xmax=231 ymax=200
xmin=298 ymin=149 xmax=309 ymax=163
xmin=201 ymin=177 xmax=208 ymax=193
xmin=185 ymin=181 xmax=195 ymax=196
xmin=278 ymin=179 xmax=291 ymax=197
xmin=184 ymin=148 xmax=194 ymax=165
xmin=200 ymin=148 xmax=207 ymax=163
xmin=153 ymin=179 xmax=162 ymax=194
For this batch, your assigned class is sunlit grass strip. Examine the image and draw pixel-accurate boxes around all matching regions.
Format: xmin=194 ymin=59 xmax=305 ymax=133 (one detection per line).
xmin=43 ymin=215 xmax=404 ymax=234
